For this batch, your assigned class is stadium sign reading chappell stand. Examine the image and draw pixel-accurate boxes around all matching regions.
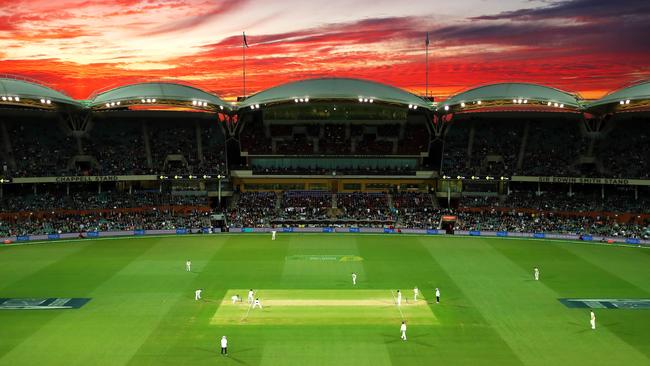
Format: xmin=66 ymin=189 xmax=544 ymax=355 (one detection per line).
xmin=10 ymin=175 xmax=159 ymax=184
xmin=511 ymin=176 xmax=650 ymax=186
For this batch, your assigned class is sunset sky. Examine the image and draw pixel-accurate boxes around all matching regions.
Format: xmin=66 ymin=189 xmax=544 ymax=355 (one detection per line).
xmin=1 ymin=0 xmax=649 ymax=101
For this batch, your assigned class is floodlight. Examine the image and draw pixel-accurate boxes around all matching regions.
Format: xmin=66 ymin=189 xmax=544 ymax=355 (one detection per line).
xmin=7 ymin=96 xmax=12 ymax=101
xmin=294 ymin=98 xmax=299 ymax=103
xmin=523 ymin=99 xmax=528 ymax=104
xmin=40 ymin=99 xmax=45 ymax=103
xmin=219 ymin=105 xmax=224 ymax=110
xmin=146 ymin=99 xmax=151 ymax=103
xmin=141 ymin=99 xmax=146 ymax=103
xmin=305 ymin=97 xmax=309 ymax=102
xmin=477 ymin=100 xmax=482 ymax=105
xmin=559 ymin=104 xmax=564 ymax=108
xmin=547 ymin=102 xmax=552 ymax=106
xmin=152 ymin=98 xmax=156 ymax=103
xmin=250 ymin=105 xmax=255 ymax=109
xmin=192 ymin=100 xmax=197 ymax=106
xmin=15 ymin=97 xmax=19 ymax=101
xmin=1 ymin=96 xmax=6 ymax=101
xmin=106 ymin=103 xmax=110 ymax=107
xmin=444 ymin=105 xmax=449 ymax=111
xmin=513 ymin=99 xmax=517 ymax=103
xmin=358 ymin=97 xmax=363 ymax=102
xmin=625 ymin=99 xmax=630 ymax=104
xmin=299 ymin=98 xmax=304 ymax=102
xmin=460 ymin=102 xmax=465 ymax=107
xmin=255 ymin=104 xmax=260 ymax=109
xmin=620 ymin=100 xmax=624 ymax=105
xmin=46 ymin=100 xmax=51 ymax=104
xmin=413 ymin=105 xmax=418 ymax=110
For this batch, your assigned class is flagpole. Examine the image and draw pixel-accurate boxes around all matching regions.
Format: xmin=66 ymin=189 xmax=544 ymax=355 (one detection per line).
xmin=425 ymin=32 xmax=429 ymax=98
xmin=243 ymin=32 xmax=246 ymax=99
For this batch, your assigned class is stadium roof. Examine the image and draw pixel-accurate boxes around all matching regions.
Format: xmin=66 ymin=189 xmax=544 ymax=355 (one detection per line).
xmin=0 ymin=76 xmax=79 ymax=107
xmin=239 ymin=78 xmax=432 ymax=110
xmin=89 ymin=82 xmax=232 ymax=111
xmin=587 ymin=80 xmax=650 ymax=109
xmin=441 ymin=82 xmax=581 ymax=112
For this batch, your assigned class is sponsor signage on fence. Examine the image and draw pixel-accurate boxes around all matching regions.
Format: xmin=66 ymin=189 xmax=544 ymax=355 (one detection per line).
xmin=0 ymin=298 xmax=91 ymax=310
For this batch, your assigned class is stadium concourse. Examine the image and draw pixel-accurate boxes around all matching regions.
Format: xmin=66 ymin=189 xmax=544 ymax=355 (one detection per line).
xmin=0 ymin=76 xmax=649 ymax=241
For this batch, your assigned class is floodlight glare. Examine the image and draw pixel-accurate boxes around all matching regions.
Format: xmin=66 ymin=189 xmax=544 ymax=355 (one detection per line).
xmin=15 ymin=97 xmax=19 ymax=101
xmin=369 ymin=99 xmax=373 ymax=103
xmin=7 ymin=96 xmax=12 ymax=101
xmin=299 ymin=98 xmax=304 ymax=102
xmin=444 ymin=105 xmax=449 ymax=111
xmin=141 ymin=99 xmax=146 ymax=103
xmin=40 ymin=99 xmax=45 ymax=103
xmin=625 ymin=99 xmax=630 ymax=104
xmin=255 ymin=104 xmax=260 ymax=109
xmin=294 ymin=98 xmax=299 ymax=103
xmin=152 ymin=98 xmax=156 ymax=103
xmin=620 ymin=100 xmax=625 ymax=105
xmin=219 ymin=105 xmax=224 ymax=110
xmin=1 ymin=96 xmax=6 ymax=101
xmin=250 ymin=105 xmax=255 ymax=109
xmin=46 ymin=100 xmax=51 ymax=104
xmin=305 ymin=97 xmax=309 ymax=102
xmin=523 ymin=100 xmax=528 ymax=104
xmin=146 ymin=99 xmax=151 ymax=103
xmin=106 ymin=103 xmax=110 ymax=107
xmin=460 ymin=102 xmax=465 ymax=107
xmin=358 ymin=97 xmax=363 ymax=102
xmin=559 ymin=104 xmax=564 ymax=108
xmin=513 ymin=99 xmax=517 ymax=103
xmin=547 ymin=101 xmax=552 ymax=106
xmin=408 ymin=104 xmax=413 ymax=109
xmin=192 ymin=100 xmax=197 ymax=106
xmin=477 ymin=100 xmax=482 ymax=105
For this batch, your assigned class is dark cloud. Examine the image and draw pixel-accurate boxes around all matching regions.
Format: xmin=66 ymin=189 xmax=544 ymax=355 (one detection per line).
xmin=472 ymin=0 xmax=650 ymax=21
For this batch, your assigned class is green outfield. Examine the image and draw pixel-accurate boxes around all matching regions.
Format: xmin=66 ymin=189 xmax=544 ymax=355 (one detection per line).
xmin=0 ymin=234 xmax=649 ymax=365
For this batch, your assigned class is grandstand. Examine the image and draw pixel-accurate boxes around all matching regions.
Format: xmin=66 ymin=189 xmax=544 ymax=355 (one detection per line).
xmin=0 ymin=76 xmax=649 ymax=241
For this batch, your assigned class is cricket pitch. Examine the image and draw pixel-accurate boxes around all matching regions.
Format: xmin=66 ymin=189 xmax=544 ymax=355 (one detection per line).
xmin=211 ymin=289 xmax=438 ymax=325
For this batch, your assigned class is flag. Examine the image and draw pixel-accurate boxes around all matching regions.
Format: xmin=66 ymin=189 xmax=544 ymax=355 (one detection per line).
xmin=425 ymin=32 xmax=429 ymax=47
xmin=243 ymin=32 xmax=249 ymax=48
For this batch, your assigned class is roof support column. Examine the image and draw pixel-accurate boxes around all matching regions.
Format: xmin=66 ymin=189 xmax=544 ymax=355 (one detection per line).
xmin=142 ymin=122 xmax=153 ymax=169
xmin=0 ymin=121 xmax=16 ymax=170
xmin=195 ymin=122 xmax=204 ymax=163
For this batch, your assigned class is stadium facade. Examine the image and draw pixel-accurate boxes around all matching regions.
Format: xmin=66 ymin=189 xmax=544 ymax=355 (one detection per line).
xmin=0 ymin=75 xmax=648 ymax=242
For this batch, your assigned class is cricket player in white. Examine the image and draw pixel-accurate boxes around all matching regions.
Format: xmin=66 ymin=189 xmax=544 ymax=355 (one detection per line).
xmin=253 ymin=298 xmax=263 ymax=309
xmin=247 ymin=289 xmax=254 ymax=304
xmin=271 ymin=230 xmax=276 ymax=240
xmin=534 ymin=267 xmax=539 ymax=281
xmin=400 ymin=321 xmax=407 ymax=341
xmin=231 ymin=294 xmax=241 ymax=304
xmin=414 ymin=286 xmax=419 ymax=302
xmin=396 ymin=290 xmax=402 ymax=306
xmin=186 ymin=259 xmax=191 ymax=272
xmin=352 ymin=273 xmax=357 ymax=286
xmin=590 ymin=311 xmax=596 ymax=330
xmin=220 ymin=336 xmax=228 ymax=355
xmin=195 ymin=289 xmax=202 ymax=301
xmin=435 ymin=287 xmax=440 ymax=303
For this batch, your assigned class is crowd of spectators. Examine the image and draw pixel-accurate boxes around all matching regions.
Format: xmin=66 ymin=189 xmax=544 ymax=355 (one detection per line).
xmin=278 ymin=191 xmax=331 ymax=220
xmin=251 ymin=165 xmax=415 ymax=176
xmin=228 ymin=191 xmax=277 ymax=227
xmin=1 ymin=119 xmax=227 ymax=177
xmin=0 ymin=191 xmax=208 ymax=213
xmin=336 ymin=192 xmax=394 ymax=221
xmin=459 ymin=190 xmax=650 ymax=214
xmin=0 ymin=210 xmax=211 ymax=237
xmin=392 ymin=192 xmax=438 ymax=229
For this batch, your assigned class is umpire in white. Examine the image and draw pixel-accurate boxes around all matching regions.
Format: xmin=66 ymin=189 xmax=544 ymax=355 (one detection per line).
xmin=220 ymin=336 xmax=228 ymax=355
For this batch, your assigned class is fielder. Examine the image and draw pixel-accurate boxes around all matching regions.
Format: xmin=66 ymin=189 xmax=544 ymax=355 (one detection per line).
xmin=534 ymin=267 xmax=539 ymax=281
xmin=435 ymin=287 xmax=440 ymax=303
xmin=271 ymin=230 xmax=277 ymax=240
xmin=352 ymin=272 xmax=357 ymax=286
xmin=186 ymin=259 xmax=191 ymax=272
xmin=195 ymin=288 xmax=202 ymax=301
xmin=400 ymin=321 xmax=407 ymax=341
xmin=231 ymin=294 xmax=241 ymax=304
xmin=253 ymin=298 xmax=263 ymax=309
xmin=414 ymin=286 xmax=419 ymax=302
xmin=590 ymin=311 xmax=596 ymax=330
xmin=396 ymin=290 xmax=402 ymax=306
xmin=247 ymin=289 xmax=254 ymax=304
